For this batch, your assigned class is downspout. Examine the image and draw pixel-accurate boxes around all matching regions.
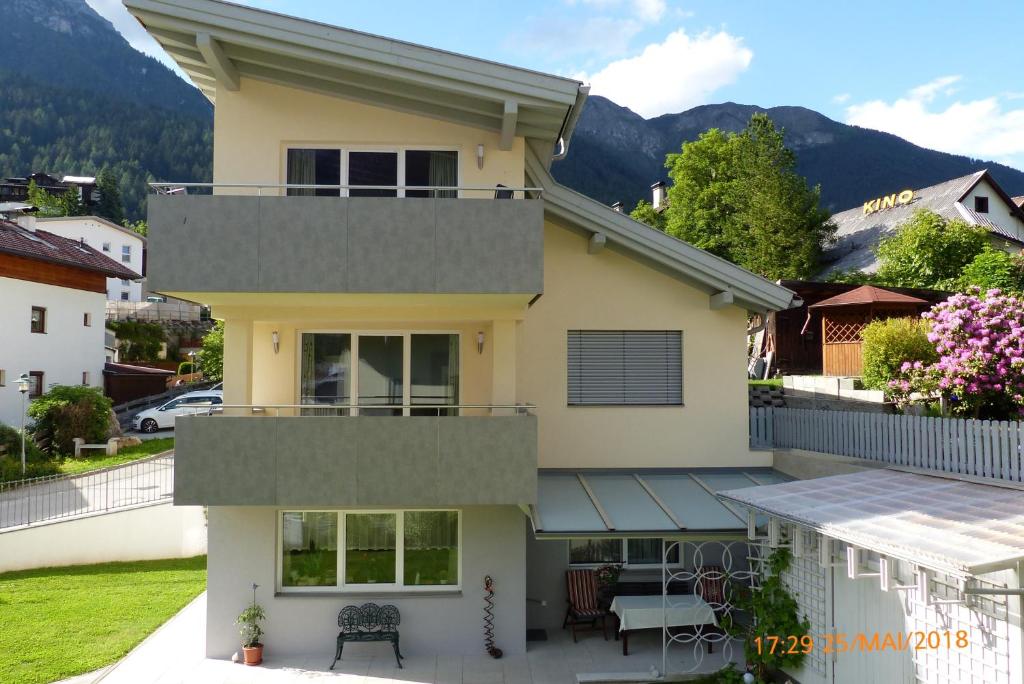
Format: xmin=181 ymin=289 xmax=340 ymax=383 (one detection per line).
xmin=551 ymin=85 xmax=590 ymax=162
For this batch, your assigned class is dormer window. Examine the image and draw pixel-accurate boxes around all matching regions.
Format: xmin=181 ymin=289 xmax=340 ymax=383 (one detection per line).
xmin=975 ymin=196 xmax=989 ymax=213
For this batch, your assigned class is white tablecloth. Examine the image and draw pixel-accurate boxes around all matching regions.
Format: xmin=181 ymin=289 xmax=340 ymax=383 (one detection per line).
xmin=609 ymin=594 xmax=717 ymax=632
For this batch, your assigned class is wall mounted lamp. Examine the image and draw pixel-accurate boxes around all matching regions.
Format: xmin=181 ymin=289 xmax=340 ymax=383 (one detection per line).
xmin=272 ymin=330 xmax=280 ymax=354
xmin=476 ymin=144 xmax=485 ymax=170
xmin=476 ymin=331 xmax=485 ymax=354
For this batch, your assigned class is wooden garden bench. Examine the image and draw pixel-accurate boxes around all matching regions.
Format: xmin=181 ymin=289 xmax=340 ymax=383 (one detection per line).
xmin=330 ymin=602 xmax=404 ymax=669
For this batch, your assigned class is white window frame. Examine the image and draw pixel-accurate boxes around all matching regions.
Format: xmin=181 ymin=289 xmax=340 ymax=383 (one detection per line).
xmin=567 ymin=537 xmax=683 ymax=569
xmin=281 ymin=144 xmax=462 ymax=198
xmin=121 ymin=245 xmax=131 ymax=263
xmin=276 ymin=508 xmax=463 ymax=594
xmin=102 ymin=242 xmax=111 ymax=253
xmin=295 ymin=329 xmax=463 ymax=416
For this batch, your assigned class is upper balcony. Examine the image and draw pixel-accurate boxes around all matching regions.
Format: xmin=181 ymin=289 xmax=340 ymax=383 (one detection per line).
xmin=145 ymin=184 xmax=544 ymax=300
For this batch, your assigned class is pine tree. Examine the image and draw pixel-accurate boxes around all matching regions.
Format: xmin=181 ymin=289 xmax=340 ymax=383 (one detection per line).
xmin=95 ymin=167 xmax=125 ymax=224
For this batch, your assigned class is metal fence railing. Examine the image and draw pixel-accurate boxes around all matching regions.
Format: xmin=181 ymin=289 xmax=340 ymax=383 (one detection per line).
xmin=750 ymin=406 xmax=1024 ymax=482
xmin=0 ymin=452 xmax=174 ymax=530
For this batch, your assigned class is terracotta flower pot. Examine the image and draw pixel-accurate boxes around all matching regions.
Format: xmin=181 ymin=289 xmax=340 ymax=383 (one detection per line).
xmin=242 ymin=644 xmax=263 ymax=666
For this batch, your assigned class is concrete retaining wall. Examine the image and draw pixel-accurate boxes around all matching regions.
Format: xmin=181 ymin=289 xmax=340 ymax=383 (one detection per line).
xmin=0 ymin=503 xmax=207 ymax=572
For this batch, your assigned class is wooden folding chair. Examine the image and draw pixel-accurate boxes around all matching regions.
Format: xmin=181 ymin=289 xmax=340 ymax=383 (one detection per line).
xmin=562 ymin=569 xmax=609 ymax=642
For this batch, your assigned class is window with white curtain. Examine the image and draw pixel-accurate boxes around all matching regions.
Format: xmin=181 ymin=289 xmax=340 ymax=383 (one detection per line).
xmin=285 ymin=148 xmax=458 ymax=197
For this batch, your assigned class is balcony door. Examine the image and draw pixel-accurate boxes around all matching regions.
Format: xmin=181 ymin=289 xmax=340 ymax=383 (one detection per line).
xmin=300 ymin=332 xmax=459 ymax=416
xmin=286 ymin=148 xmax=457 ymax=197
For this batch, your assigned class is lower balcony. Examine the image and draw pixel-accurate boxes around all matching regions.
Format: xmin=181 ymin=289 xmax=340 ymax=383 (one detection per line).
xmin=173 ymin=406 xmax=537 ymax=507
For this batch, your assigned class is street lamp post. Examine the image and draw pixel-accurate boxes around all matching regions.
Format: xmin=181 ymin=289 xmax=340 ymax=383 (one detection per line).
xmin=16 ymin=373 xmax=30 ymax=476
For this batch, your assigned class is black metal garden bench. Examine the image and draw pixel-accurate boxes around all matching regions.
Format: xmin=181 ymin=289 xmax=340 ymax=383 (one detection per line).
xmin=330 ymin=602 xmax=404 ymax=669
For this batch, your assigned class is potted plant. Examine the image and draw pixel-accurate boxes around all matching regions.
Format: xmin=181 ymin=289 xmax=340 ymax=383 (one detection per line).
xmin=594 ymin=563 xmax=621 ymax=609
xmin=235 ymin=584 xmax=266 ymax=666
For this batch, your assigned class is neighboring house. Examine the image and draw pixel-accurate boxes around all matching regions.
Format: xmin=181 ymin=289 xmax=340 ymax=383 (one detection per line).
xmin=822 ymin=170 xmax=1024 ymax=277
xmin=127 ymin=0 xmax=797 ymax=665
xmin=0 ymin=173 xmax=99 ymax=209
xmin=34 ymin=216 xmax=146 ymax=302
xmin=0 ymin=216 xmax=140 ymax=427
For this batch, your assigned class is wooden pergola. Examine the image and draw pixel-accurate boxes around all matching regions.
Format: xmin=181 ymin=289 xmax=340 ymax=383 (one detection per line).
xmin=807 ymin=285 xmax=928 ymax=377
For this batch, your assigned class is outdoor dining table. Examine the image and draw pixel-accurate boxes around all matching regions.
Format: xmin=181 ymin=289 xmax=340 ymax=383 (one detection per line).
xmin=609 ymin=594 xmax=718 ymax=656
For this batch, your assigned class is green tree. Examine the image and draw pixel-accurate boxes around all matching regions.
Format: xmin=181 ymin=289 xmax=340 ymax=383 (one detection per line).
xmin=197 ymin=320 xmax=224 ymax=382
xmin=874 ymin=210 xmax=988 ymax=289
xmin=122 ymin=219 xmax=148 ymax=237
xmin=660 ymin=114 xmax=834 ymax=279
xmin=26 ymin=179 xmax=85 ymax=217
xmin=107 ymin=321 xmax=165 ymax=362
xmin=27 ymin=385 xmax=113 ymax=456
xmin=95 ymin=166 xmax=125 ymax=224
xmin=860 ymin=318 xmax=938 ymax=391
xmin=958 ymin=247 xmax=1024 ymax=293
xmin=628 ymin=199 xmax=666 ymax=231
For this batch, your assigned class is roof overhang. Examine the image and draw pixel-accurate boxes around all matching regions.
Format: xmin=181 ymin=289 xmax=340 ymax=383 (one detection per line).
xmin=525 ymin=142 xmax=799 ymax=313
xmin=531 ymin=468 xmax=791 ymax=538
xmin=719 ymin=469 xmax=1024 ymax=577
xmin=123 ymin=0 xmax=587 ymax=157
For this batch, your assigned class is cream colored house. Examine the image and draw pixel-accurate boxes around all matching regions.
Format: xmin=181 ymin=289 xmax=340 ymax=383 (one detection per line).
xmin=126 ymin=0 xmax=798 ymax=667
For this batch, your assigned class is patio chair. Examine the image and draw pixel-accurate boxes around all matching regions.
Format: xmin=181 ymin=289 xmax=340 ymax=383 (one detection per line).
xmin=562 ymin=569 xmax=609 ymax=642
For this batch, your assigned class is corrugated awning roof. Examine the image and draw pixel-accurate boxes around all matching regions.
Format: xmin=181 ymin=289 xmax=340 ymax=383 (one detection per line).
xmin=532 ymin=468 xmax=791 ymax=537
xmin=718 ymin=469 xmax=1024 ymax=577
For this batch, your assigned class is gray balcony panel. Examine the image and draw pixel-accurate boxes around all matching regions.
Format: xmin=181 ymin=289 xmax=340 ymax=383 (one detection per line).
xmin=147 ymin=195 xmax=542 ymax=294
xmin=173 ymin=415 xmax=537 ymax=506
xmin=149 ymin=195 xmax=260 ymax=292
xmin=435 ymin=199 xmax=543 ymax=292
xmin=355 ymin=417 xmax=440 ymax=505
xmin=437 ymin=417 xmax=537 ymax=505
xmin=174 ymin=417 xmax=277 ymax=504
xmin=347 ymin=199 xmax=437 ymax=292
xmin=275 ymin=418 xmax=358 ymax=506
xmin=258 ymin=198 xmax=349 ymax=291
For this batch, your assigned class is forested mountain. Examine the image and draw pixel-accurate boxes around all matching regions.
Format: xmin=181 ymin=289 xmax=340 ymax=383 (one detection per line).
xmin=0 ymin=0 xmax=212 ymax=220
xmin=553 ymin=96 xmax=1024 ymax=213
xmin=3 ymin=0 xmax=1022 ymax=223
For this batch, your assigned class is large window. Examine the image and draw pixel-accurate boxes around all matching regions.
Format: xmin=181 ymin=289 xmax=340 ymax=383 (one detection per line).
xmin=286 ymin=148 xmax=457 ymax=197
xmin=569 ymin=538 xmax=680 ymax=566
xmin=567 ymin=330 xmax=683 ymax=406
xmin=300 ymin=332 xmax=459 ymax=416
xmin=279 ymin=510 xmax=460 ymax=591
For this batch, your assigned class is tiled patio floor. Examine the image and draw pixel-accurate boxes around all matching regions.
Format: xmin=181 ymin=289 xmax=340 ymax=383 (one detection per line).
xmin=90 ymin=594 xmax=740 ymax=684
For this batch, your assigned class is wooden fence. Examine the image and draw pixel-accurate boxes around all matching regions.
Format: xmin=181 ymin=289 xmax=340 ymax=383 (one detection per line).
xmin=750 ymin=406 xmax=1024 ymax=482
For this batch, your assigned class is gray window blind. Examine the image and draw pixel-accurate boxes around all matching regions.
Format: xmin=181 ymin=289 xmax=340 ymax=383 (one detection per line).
xmin=567 ymin=331 xmax=683 ymax=406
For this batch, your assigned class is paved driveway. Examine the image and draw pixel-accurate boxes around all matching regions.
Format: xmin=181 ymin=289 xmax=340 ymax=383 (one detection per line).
xmin=0 ymin=454 xmax=173 ymax=529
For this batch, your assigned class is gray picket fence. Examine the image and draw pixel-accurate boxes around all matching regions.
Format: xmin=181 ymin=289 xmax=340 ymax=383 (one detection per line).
xmin=750 ymin=406 xmax=1024 ymax=482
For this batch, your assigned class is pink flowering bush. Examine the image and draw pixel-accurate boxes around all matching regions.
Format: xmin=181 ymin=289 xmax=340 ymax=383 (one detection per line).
xmin=888 ymin=288 xmax=1024 ymax=419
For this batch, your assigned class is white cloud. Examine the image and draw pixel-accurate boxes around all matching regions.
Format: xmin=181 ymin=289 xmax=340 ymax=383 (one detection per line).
xmin=845 ymin=77 xmax=1024 ymax=170
xmin=580 ymin=28 xmax=752 ymax=117
xmin=632 ymin=0 xmax=667 ymax=22
xmin=832 ymin=93 xmax=850 ymax=104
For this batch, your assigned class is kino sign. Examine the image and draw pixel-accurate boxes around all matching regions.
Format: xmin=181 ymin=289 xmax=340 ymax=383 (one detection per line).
xmin=863 ymin=189 xmax=914 ymax=214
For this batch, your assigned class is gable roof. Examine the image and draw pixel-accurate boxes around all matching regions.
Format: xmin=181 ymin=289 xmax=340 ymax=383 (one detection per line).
xmin=123 ymin=0 xmax=587 ymax=157
xmin=808 ymin=285 xmax=927 ymax=309
xmin=525 ymin=142 xmax=797 ymax=313
xmin=36 ymin=215 xmax=148 ymax=243
xmin=0 ymin=220 xmax=141 ymax=280
xmin=822 ymin=170 xmax=1024 ymax=277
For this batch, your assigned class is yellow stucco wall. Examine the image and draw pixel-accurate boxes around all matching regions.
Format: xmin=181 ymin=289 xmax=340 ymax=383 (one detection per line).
xmin=520 ymin=222 xmax=763 ymax=469
xmin=212 ymin=79 xmax=525 ymax=192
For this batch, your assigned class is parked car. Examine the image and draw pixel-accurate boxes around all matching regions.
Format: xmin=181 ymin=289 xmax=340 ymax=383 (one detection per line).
xmin=132 ymin=390 xmax=224 ymax=433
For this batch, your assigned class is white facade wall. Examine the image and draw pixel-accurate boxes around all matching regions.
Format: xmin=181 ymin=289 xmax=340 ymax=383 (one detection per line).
xmin=0 ymin=503 xmax=207 ymax=572
xmin=0 ymin=276 xmax=106 ymax=427
xmin=961 ymin=179 xmax=1024 ymax=246
xmin=35 ymin=217 xmax=145 ymax=302
xmin=206 ymin=505 xmax=526 ymax=659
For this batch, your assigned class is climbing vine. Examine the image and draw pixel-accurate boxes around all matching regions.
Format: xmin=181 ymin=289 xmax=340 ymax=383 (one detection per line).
xmin=721 ymin=547 xmax=810 ymax=682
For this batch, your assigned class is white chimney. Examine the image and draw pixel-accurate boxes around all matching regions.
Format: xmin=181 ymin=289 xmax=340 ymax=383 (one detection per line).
xmin=651 ymin=181 xmax=667 ymax=211
xmin=16 ymin=214 xmax=37 ymax=232
xmin=611 ymin=201 xmax=623 ymax=213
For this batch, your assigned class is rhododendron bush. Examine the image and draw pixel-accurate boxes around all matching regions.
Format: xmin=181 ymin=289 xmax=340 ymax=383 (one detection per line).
xmin=889 ymin=288 xmax=1024 ymax=419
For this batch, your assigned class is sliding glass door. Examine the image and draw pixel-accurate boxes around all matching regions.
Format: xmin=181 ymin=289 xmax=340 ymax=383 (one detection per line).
xmin=286 ymin=149 xmax=457 ymax=197
xmin=300 ymin=332 xmax=459 ymax=416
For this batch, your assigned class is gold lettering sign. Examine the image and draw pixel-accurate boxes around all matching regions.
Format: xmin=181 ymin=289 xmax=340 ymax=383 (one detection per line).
xmin=863 ymin=189 xmax=914 ymax=214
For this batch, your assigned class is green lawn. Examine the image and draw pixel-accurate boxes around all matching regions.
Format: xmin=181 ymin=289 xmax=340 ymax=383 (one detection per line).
xmin=58 ymin=438 xmax=174 ymax=476
xmin=0 ymin=556 xmax=206 ymax=684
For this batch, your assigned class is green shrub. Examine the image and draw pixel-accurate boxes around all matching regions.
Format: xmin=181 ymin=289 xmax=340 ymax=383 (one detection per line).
xmin=0 ymin=423 xmax=58 ymax=481
xmin=27 ymin=386 xmax=113 ymax=456
xmin=860 ymin=317 xmax=937 ymax=391
xmin=107 ymin=321 xmax=166 ymax=362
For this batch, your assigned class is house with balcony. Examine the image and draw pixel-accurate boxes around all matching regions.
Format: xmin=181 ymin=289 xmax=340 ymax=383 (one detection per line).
xmin=125 ymin=0 xmax=801 ymax=673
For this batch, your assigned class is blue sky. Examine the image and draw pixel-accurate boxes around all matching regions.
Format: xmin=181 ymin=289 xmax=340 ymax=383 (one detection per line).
xmin=90 ymin=0 xmax=1024 ymax=170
